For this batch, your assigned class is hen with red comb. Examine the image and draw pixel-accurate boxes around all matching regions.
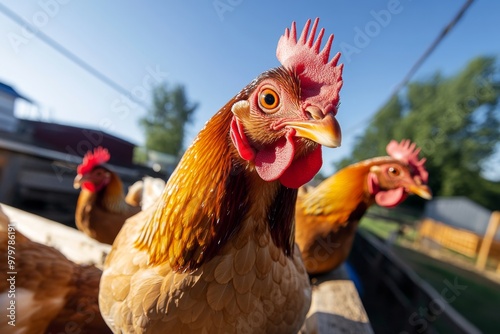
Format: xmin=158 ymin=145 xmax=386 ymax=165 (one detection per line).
xmin=296 ymin=139 xmax=432 ymax=274
xmin=230 ymin=18 xmax=343 ymax=189
xmin=73 ymin=146 xmax=140 ymax=244
xmin=99 ymin=18 xmax=344 ymax=333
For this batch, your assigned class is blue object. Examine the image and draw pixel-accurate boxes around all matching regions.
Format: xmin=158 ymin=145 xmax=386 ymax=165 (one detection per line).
xmin=345 ymin=261 xmax=363 ymax=296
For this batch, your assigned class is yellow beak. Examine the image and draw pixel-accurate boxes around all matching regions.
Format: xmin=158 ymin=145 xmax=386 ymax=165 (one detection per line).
xmin=408 ymin=184 xmax=433 ymax=200
xmin=284 ymin=113 xmax=342 ymax=148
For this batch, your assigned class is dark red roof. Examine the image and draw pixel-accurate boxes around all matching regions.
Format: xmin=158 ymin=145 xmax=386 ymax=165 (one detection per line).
xmin=19 ymin=119 xmax=135 ymax=166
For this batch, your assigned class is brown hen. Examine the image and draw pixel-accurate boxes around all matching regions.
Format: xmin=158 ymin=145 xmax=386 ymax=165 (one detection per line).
xmin=0 ymin=206 xmax=111 ymax=334
xmin=99 ymin=18 xmax=344 ymax=333
xmin=74 ymin=147 xmax=141 ymax=245
xmin=295 ymin=139 xmax=432 ymax=275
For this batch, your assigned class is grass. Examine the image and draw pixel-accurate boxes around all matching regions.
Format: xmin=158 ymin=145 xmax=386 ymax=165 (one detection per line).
xmin=358 ymin=217 xmax=400 ymax=239
xmin=359 ymin=218 xmax=500 ymax=334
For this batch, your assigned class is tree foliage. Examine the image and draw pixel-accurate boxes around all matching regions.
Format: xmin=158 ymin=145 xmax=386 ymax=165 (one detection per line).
xmin=336 ymin=56 xmax=500 ymax=210
xmin=139 ymin=83 xmax=198 ymax=156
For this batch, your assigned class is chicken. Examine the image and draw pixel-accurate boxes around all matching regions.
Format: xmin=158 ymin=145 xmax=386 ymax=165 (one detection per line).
xmin=295 ymin=139 xmax=432 ymax=275
xmin=73 ymin=147 xmax=141 ymax=245
xmin=125 ymin=176 xmax=166 ymax=211
xmin=0 ymin=205 xmax=111 ymax=334
xmin=99 ymin=18 xmax=343 ymax=333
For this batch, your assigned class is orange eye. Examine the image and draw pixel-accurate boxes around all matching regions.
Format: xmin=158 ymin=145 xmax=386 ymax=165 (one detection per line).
xmin=388 ymin=167 xmax=400 ymax=176
xmin=258 ymin=88 xmax=280 ymax=111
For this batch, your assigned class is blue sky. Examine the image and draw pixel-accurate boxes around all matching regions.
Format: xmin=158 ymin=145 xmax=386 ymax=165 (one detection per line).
xmin=0 ymin=0 xmax=499 ymax=178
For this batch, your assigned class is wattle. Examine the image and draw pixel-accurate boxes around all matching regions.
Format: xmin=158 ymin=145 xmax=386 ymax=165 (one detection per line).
xmin=375 ymin=187 xmax=407 ymax=208
xmin=279 ymin=144 xmax=322 ymax=189
xmin=82 ymin=182 xmax=97 ymax=192
xmin=254 ymin=131 xmax=295 ymax=183
xmin=230 ymin=117 xmax=323 ymax=189
xmin=254 ymin=129 xmax=322 ymax=189
xmin=368 ymin=173 xmax=408 ymax=207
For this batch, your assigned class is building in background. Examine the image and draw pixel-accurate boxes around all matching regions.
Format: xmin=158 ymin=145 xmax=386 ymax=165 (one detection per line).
xmin=0 ymin=81 xmax=32 ymax=133
xmin=0 ymin=81 xmax=169 ymax=225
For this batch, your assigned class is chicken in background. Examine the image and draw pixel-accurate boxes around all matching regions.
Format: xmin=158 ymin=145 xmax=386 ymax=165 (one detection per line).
xmin=99 ymin=18 xmax=343 ymax=333
xmin=74 ymin=147 xmax=165 ymax=245
xmin=73 ymin=147 xmax=141 ymax=245
xmin=0 ymin=205 xmax=111 ymax=334
xmin=295 ymin=139 xmax=432 ymax=275
xmin=125 ymin=176 xmax=166 ymax=210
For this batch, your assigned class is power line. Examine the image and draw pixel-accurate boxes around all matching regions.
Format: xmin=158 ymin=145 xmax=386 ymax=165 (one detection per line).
xmin=0 ymin=3 xmax=150 ymax=110
xmin=0 ymin=2 xmax=476 ymax=124
xmin=390 ymin=0 xmax=475 ymax=96
xmin=345 ymin=0 xmax=475 ymax=133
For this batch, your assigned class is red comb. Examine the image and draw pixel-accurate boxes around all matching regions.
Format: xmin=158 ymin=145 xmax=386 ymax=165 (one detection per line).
xmin=386 ymin=139 xmax=428 ymax=183
xmin=276 ymin=18 xmax=343 ymax=114
xmin=77 ymin=146 xmax=110 ymax=175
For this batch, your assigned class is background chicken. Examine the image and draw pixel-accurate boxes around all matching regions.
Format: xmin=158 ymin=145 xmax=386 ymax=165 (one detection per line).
xmin=125 ymin=176 xmax=166 ymax=210
xmin=74 ymin=147 xmax=143 ymax=245
xmin=295 ymin=139 xmax=432 ymax=275
xmin=0 ymin=205 xmax=111 ymax=334
xmin=99 ymin=18 xmax=343 ymax=333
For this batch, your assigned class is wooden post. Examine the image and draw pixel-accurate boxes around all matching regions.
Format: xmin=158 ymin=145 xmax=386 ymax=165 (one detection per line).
xmin=476 ymin=211 xmax=500 ymax=270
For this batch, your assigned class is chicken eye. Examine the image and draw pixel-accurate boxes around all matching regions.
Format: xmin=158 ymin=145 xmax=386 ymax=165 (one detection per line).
xmin=388 ymin=167 xmax=400 ymax=176
xmin=258 ymin=88 xmax=280 ymax=111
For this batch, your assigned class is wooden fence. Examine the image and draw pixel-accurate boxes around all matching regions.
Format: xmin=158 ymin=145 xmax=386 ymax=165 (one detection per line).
xmin=418 ymin=213 xmax=500 ymax=271
xmin=418 ymin=219 xmax=480 ymax=257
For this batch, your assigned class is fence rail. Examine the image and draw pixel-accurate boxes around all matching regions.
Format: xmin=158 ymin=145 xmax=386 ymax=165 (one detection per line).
xmin=418 ymin=217 xmax=500 ymax=270
xmin=349 ymin=232 xmax=480 ymax=334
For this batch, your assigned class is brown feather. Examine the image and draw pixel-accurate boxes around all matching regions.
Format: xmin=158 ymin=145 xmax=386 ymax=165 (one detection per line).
xmin=0 ymin=207 xmax=111 ymax=334
xmin=134 ymin=102 xmax=250 ymax=271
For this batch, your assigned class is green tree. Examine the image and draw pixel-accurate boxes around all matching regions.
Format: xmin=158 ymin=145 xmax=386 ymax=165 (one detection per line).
xmin=139 ymin=83 xmax=198 ymax=156
xmin=337 ymin=56 xmax=500 ymax=210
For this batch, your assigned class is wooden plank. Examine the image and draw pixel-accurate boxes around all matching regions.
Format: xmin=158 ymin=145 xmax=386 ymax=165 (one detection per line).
xmin=300 ymin=266 xmax=373 ymax=334
xmin=1 ymin=203 xmax=110 ymax=267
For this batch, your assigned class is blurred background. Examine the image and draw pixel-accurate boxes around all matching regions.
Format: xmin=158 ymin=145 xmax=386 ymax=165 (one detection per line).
xmin=0 ymin=1 xmax=499 ymax=333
